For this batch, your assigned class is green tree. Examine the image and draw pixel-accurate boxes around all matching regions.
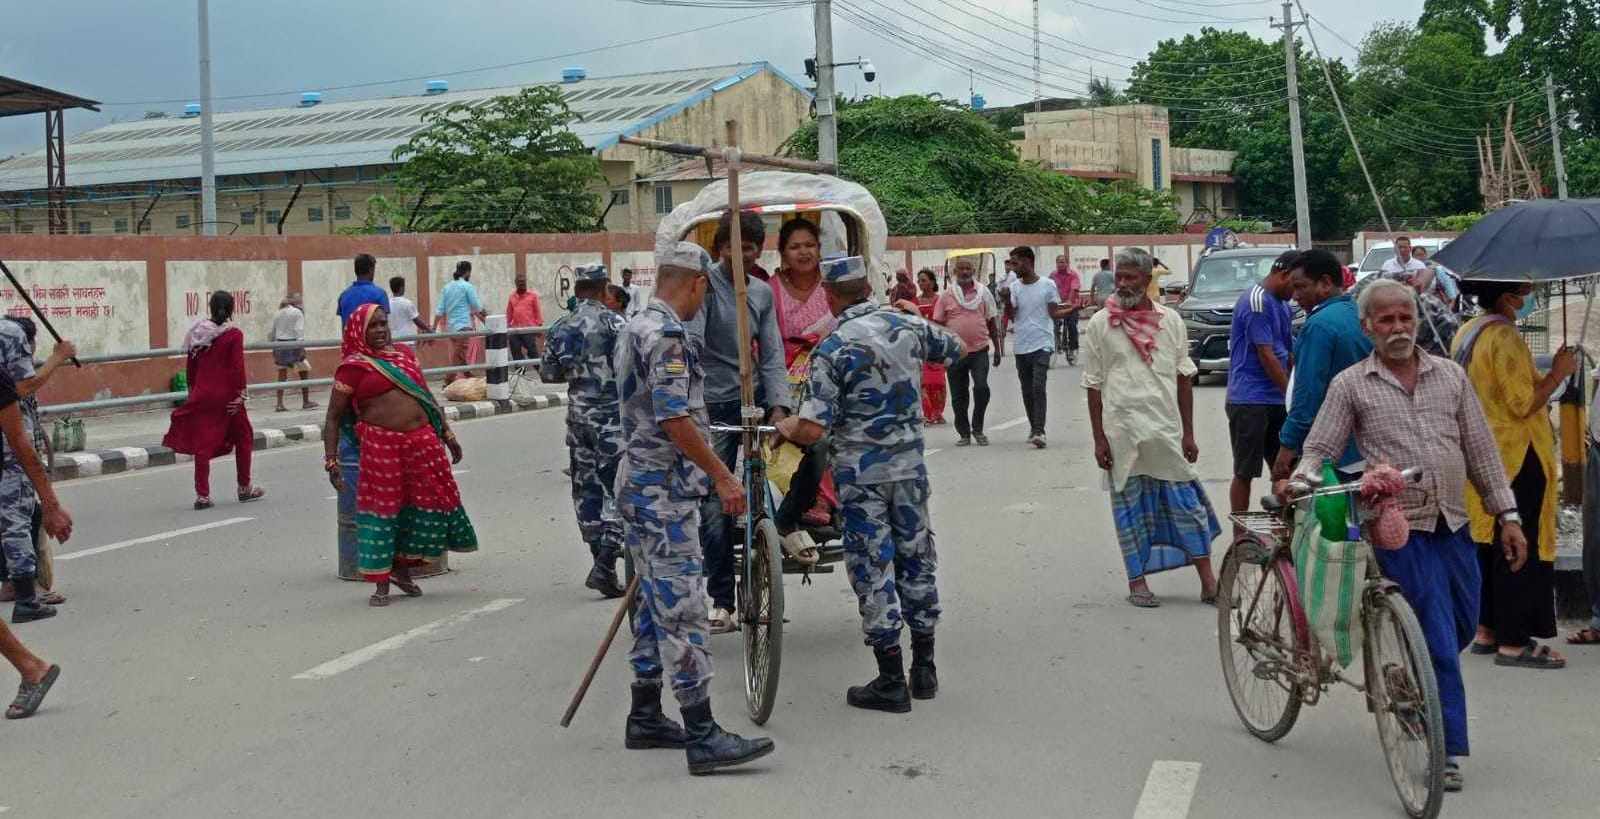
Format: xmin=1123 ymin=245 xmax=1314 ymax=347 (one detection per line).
xmin=1488 ymin=0 xmax=1600 ymax=132
xmin=1086 ymin=77 xmax=1126 ymax=107
xmin=783 ymin=95 xmax=1178 ymax=235
xmin=377 ymin=86 xmax=603 ymax=233
xmin=1566 ymin=137 xmax=1600 ymax=196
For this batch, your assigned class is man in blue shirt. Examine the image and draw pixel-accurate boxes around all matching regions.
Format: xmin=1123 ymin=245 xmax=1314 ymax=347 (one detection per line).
xmin=336 ymin=254 xmax=390 ymax=325
xmin=435 ymin=260 xmax=486 ymax=384
xmin=1273 ymin=248 xmax=1373 ymax=478
xmin=1225 ymin=251 xmax=1296 ymax=516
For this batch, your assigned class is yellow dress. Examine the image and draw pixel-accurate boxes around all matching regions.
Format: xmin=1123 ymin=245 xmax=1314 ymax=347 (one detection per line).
xmin=1452 ymin=317 xmax=1558 ymax=561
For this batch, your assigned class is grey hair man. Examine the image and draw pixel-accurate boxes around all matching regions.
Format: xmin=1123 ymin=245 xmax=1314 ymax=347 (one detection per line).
xmin=1287 ymin=275 xmax=1525 ymax=791
xmin=1083 ymin=246 xmax=1219 ymax=608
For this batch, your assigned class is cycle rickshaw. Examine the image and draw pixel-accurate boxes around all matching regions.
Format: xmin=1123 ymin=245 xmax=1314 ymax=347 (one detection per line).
xmin=651 ymin=171 xmax=891 ymax=725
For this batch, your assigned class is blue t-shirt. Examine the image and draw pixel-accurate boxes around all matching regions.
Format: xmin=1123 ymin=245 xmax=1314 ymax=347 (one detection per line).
xmin=1226 ymin=285 xmax=1291 ymax=405
xmin=436 ymin=279 xmax=484 ymax=331
xmin=336 ymin=280 xmax=391 ymax=325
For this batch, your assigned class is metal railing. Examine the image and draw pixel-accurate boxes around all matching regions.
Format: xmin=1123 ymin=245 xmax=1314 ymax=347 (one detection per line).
xmin=41 ymin=324 xmax=549 ymax=417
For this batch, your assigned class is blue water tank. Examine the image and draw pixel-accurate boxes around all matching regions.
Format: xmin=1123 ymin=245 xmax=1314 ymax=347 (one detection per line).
xmin=300 ymin=91 xmax=323 ymax=107
xmin=182 ymin=103 xmax=202 ymax=118
xmin=970 ymin=93 xmax=986 ymax=111
xmin=561 ymin=66 xmax=587 ymax=84
xmin=425 ymin=80 xmax=449 ymax=95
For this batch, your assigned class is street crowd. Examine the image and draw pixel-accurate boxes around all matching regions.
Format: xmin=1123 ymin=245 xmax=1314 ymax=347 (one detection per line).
xmin=2 ymin=218 xmax=1596 ymax=795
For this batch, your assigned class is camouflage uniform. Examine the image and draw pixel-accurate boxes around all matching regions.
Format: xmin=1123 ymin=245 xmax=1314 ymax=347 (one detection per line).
xmin=542 ymin=295 xmax=626 ymax=566
xmin=800 ymin=299 xmax=964 ymax=649
xmin=0 ymin=321 xmax=38 ymax=581
xmin=616 ymin=299 xmax=714 ymax=707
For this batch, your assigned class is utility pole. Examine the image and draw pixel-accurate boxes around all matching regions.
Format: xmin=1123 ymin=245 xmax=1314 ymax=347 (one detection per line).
xmin=197 ymin=0 xmax=218 ymax=235
xmin=1033 ymin=0 xmax=1042 ymax=114
xmin=1273 ymin=2 xmax=1311 ymax=249
xmin=815 ymin=0 xmax=838 ymax=165
xmin=1546 ymin=73 xmax=1569 ymax=200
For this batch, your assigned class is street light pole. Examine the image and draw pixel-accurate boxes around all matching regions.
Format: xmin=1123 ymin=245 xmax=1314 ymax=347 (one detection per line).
xmin=1275 ymin=2 xmax=1312 ymax=249
xmin=197 ymin=0 xmax=218 ymax=236
xmin=815 ymin=0 xmax=838 ymax=165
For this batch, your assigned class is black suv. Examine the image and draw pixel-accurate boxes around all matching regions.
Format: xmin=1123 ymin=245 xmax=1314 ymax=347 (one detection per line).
xmin=1175 ymin=248 xmax=1300 ymax=377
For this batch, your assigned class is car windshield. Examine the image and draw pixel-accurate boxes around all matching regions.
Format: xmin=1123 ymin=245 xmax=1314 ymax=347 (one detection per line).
xmin=1189 ymin=255 xmax=1278 ymax=297
xmin=1359 ymin=247 xmax=1396 ymax=272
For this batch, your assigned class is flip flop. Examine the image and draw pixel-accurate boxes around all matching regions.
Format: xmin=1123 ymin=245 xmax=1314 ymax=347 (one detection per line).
xmin=391 ymin=577 xmax=423 ymax=597
xmin=1200 ymin=591 xmax=1218 ymax=605
xmin=1443 ymin=762 xmax=1463 ymax=792
xmin=237 ymin=486 xmax=266 ymax=504
xmin=1494 ymin=643 xmax=1566 ymax=669
xmin=368 ymin=593 xmax=390 ymax=608
xmin=5 ymin=664 xmax=59 ymax=720
xmin=1469 ymin=641 xmax=1497 ymax=655
xmin=1127 ymin=591 xmax=1161 ymax=608
xmin=1566 ymin=627 xmax=1600 ymax=645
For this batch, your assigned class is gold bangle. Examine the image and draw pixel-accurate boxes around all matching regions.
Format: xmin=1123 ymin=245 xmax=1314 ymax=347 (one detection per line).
xmin=444 ymin=430 xmax=457 ymax=442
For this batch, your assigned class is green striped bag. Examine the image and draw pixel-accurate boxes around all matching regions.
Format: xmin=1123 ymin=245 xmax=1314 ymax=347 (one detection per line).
xmin=1290 ymin=512 xmax=1370 ymax=668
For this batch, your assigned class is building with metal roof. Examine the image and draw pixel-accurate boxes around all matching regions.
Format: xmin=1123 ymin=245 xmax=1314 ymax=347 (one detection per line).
xmin=0 ymin=61 xmax=810 ymax=236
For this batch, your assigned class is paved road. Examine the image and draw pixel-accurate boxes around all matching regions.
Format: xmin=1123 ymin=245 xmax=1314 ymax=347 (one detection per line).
xmin=5 ymin=359 xmax=1595 ymax=818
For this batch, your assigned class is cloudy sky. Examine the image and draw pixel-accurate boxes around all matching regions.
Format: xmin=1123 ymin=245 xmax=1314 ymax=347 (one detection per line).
xmin=3 ymin=0 xmax=1425 ymax=157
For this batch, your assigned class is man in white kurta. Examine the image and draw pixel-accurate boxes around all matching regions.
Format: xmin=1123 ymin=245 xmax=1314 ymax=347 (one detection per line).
xmin=1082 ymin=248 xmax=1221 ymax=608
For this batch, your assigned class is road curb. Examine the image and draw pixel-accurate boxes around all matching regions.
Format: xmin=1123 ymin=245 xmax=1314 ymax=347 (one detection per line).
xmin=50 ymin=392 xmax=566 ymax=482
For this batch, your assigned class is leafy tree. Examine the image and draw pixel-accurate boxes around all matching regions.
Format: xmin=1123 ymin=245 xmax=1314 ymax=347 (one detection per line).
xmin=1086 ymin=77 xmax=1126 ymax=107
xmin=376 ymin=87 xmax=603 ymax=233
xmin=1488 ymin=0 xmax=1600 ymax=132
xmin=783 ymin=95 xmax=1178 ymax=235
xmin=1566 ymin=138 xmax=1600 ymax=196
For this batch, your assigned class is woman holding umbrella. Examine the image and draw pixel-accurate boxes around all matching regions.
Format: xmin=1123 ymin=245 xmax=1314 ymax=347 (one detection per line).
xmin=1453 ymin=281 xmax=1578 ymax=668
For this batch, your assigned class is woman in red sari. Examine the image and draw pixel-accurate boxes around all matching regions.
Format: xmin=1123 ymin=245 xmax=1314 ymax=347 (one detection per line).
xmin=916 ymin=268 xmax=948 ymax=425
xmin=163 ymin=291 xmax=266 ymax=510
xmin=323 ymin=303 xmax=477 ymax=607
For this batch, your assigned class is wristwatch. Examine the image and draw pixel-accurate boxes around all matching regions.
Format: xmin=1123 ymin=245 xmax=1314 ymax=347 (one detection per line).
xmin=1498 ymin=511 xmax=1523 ymax=526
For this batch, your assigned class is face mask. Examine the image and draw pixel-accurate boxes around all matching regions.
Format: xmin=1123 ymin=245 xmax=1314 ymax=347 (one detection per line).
xmin=1514 ymin=294 xmax=1536 ymax=321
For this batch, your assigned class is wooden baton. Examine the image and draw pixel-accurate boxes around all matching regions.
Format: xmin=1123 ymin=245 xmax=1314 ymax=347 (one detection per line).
xmin=560 ymin=574 xmax=640 ymax=727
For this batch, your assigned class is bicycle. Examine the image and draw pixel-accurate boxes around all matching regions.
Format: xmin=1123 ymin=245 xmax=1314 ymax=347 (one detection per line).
xmin=1217 ymin=468 xmax=1446 ymax=819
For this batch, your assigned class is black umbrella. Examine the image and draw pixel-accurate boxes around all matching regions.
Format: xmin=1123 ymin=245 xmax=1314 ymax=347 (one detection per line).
xmin=1432 ymin=198 xmax=1600 ymax=282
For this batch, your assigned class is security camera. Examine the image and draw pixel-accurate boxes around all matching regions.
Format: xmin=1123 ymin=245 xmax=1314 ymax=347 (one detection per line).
xmin=861 ymin=59 xmax=877 ymax=83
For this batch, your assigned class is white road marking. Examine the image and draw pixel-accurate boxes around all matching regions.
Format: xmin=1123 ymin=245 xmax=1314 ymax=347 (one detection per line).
xmin=1132 ymin=761 xmax=1202 ymax=819
xmin=452 ymin=469 xmax=471 ymax=476
xmin=56 ymin=517 xmax=256 ymax=561
xmin=293 ymin=598 xmax=524 ymax=680
xmin=926 ymin=448 xmax=943 ymax=456
xmin=989 ymin=416 xmax=1029 ymax=432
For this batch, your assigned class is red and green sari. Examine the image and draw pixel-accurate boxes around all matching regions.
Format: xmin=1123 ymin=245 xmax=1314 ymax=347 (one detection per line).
xmin=334 ymin=303 xmax=477 ymax=582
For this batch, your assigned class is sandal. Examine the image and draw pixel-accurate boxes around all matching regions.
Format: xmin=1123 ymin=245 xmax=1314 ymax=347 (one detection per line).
xmin=1494 ymin=643 xmax=1566 ymax=669
xmin=709 ymin=607 xmax=739 ymax=633
xmin=391 ymin=577 xmax=423 ymax=597
xmin=1469 ymin=641 xmax=1498 ymax=655
xmin=1566 ymin=627 xmax=1600 ymax=645
xmin=780 ymin=530 xmax=821 ymax=567
xmin=5 ymin=664 xmax=60 ymax=720
xmin=368 ymin=593 xmax=390 ymax=608
xmin=193 ymin=497 xmax=214 ymax=511
xmin=38 ymin=590 xmax=65 ymax=606
xmin=1127 ymin=590 xmax=1161 ymax=608
xmin=237 ymin=486 xmax=266 ymax=504
xmin=1443 ymin=762 xmax=1463 ymax=792
xmin=1200 ymin=590 xmax=1218 ymax=605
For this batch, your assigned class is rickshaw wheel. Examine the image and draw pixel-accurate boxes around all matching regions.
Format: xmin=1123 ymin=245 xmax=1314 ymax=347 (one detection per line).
xmin=743 ymin=518 xmax=785 ymax=725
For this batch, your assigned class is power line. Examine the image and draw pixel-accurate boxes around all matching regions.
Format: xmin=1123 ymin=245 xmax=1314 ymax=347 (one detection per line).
xmin=1305 ymin=15 xmax=1544 ymax=101
xmin=1068 ymin=0 xmax=1263 ymax=25
xmin=97 ymin=8 xmax=787 ymax=107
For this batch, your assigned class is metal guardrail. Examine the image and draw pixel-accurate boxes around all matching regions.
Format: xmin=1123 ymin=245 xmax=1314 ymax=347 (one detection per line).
xmin=41 ymin=321 xmax=549 ymax=416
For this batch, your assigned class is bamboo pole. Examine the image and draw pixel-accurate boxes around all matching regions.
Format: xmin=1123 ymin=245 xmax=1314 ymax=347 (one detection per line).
xmin=618 ymin=135 xmax=836 ymax=175
xmin=723 ymin=120 xmax=756 ymax=413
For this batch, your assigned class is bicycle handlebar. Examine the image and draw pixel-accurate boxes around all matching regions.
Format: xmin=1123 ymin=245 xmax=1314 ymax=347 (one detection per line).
xmin=709 ymin=424 xmax=778 ymax=434
xmin=1286 ymin=467 xmax=1422 ymax=501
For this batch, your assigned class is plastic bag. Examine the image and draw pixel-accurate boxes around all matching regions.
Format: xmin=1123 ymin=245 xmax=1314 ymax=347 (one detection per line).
xmin=1291 ymin=513 xmax=1369 ymax=668
xmin=443 ymin=377 xmax=488 ymax=403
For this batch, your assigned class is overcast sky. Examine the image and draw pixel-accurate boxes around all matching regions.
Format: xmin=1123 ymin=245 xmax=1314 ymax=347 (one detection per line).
xmin=2 ymin=0 xmax=1426 ymax=158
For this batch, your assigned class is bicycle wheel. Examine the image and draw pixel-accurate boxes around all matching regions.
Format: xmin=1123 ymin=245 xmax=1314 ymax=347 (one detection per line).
xmin=1217 ymin=538 xmax=1307 ymax=742
xmin=1365 ymin=589 xmax=1445 ymax=819
xmin=742 ymin=518 xmax=785 ymax=725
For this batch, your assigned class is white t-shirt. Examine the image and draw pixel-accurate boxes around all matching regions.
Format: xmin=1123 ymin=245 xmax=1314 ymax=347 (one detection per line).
xmin=1009 ymin=277 xmax=1061 ymax=355
xmin=1380 ymin=257 xmax=1427 ymax=276
xmin=269 ymin=305 xmax=304 ymax=342
xmin=389 ymin=295 xmax=421 ymax=339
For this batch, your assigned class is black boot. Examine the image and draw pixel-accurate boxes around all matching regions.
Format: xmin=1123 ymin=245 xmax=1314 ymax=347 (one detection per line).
xmin=11 ymin=578 xmax=55 ymax=624
xmin=846 ymin=644 xmax=912 ymax=713
xmin=584 ymin=555 xmax=625 ymax=599
xmin=682 ymin=697 xmax=775 ymax=775
xmin=909 ymin=632 xmax=937 ymax=700
xmin=625 ymin=682 xmax=688 ymax=750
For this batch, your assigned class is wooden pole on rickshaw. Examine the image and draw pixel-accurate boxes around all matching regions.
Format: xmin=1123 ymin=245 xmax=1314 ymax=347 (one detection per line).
xmin=561 ymin=121 xmax=833 ymax=727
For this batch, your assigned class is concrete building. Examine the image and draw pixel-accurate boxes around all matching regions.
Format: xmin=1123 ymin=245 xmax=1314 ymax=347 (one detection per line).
xmin=1013 ymin=104 xmax=1238 ymax=225
xmin=0 ymin=62 xmax=811 ymax=237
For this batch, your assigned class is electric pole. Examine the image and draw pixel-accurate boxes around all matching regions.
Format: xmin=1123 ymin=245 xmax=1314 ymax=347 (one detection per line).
xmin=815 ymin=0 xmax=838 ymax=165
xmin=197 ymin=0 xmax=218 ymax=236
xmin=1546 ymin=73 xmax=1568 ymax=200
xmin=1033 ymin=0 xmax=1042 ymax=114
xmin=1274 ymin=2 xmax=1311 ymax=249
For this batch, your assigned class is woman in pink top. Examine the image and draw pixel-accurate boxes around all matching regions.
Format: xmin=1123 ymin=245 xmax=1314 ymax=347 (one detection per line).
xmin=932 ymin=256 xmax=1001 ymax=445
xmin=915 ymin=268 xmax=948 ymax=425
xmin=771 ymin=217 xmax=837 ymax=535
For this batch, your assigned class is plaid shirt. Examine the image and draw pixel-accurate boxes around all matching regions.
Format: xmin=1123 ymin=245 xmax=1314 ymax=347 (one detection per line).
xmin=1298 ymin=351 xmax=1515 ymax=533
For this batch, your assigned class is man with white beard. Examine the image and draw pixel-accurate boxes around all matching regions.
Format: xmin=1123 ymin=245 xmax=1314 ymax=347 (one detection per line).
xmin=1082 ymin=247 xmax=1220 ymax=609
xmin=1286 ymin=277 xmax=1526 ymax=794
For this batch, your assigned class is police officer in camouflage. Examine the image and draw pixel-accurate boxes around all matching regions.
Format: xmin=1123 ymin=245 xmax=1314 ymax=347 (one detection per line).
xmin=777 ymin=255 xmax=965 ymax=713
xmin=615 ymin=241 xmax=775 ymax=775
xmin=0 ymin=320 xmax=75 ymax=623
xmin=541 ymin=263 xmax=628 ymax=599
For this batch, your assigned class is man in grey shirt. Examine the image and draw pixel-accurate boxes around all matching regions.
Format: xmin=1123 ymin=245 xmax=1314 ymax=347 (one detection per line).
xmin=1089 ymin=258 xmax=1115 ymax=305
xmin=686 ymin=211 xmax=790 ymax=632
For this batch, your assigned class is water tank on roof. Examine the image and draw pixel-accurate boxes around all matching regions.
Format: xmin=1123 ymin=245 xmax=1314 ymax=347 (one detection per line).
xmin=182 ymin=103 xmax=202 ymax=118
xmin=300 ymin=91 xmax=323 ymax=107
xmin=561 ymin=67 xmax=587 ymax=84
xmin=425 ymin=80 xmax=449 ymax=95
xmin=970 ymin=93 xmax=986 ymax=111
